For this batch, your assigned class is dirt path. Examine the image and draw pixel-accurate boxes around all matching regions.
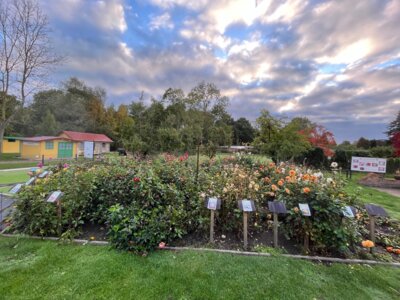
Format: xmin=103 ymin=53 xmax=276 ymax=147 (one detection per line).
xmin=375 ymin=188 xmax=400 ymax=197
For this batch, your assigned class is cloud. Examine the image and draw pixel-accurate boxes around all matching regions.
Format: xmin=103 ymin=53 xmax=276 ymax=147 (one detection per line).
xmin=149 ymin=12 xmax=174 ymax=31
xmin=39 ymin=0 xmax=400 ymax=141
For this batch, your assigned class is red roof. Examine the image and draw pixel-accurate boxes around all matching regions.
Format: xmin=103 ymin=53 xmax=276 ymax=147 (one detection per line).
xmin=62 ymin=131 xmax=113 ymax=143
xmin=23 ymin=136 xmax=71 ymax=142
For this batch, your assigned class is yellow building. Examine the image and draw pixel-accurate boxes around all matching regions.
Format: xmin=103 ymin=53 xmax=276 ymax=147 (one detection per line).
xmin=20 ymin=136 xmax=78 ymax=160
xmin=2 ymin=137 xmax=22 ymax=154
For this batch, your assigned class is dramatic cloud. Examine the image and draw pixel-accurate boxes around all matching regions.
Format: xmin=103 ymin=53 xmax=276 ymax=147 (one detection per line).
xmin=39 ymin=0 xmax=400 ymax=141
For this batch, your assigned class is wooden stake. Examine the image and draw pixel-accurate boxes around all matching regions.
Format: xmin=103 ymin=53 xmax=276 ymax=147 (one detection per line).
xmin=195 ymin=144 xmax=200 ymax=184
xmin=57 ymin=200 xmax=62 ymax=237
xmin=243 ymin=212 xmax=248 ymax=249
xmin=273 ymin=213 xmax=278 ymax=248
xmin=210 ymin=210 xmax=215 ymax=243
xmin=370 ymin=216 xmax=375 ymax=242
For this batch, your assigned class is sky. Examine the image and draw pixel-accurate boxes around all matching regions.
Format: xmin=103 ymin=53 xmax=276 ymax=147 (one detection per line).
xmin=38 ymin=0 xmax=400 ymax=142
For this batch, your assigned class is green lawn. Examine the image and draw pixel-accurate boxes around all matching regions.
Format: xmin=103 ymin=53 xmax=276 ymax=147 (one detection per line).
xmin=0 ymin=237 xmax=399 ymax=300
xmin=0 ymin=170 xmax=30 ymax=185
xmin=0 ymin=153 xmax=22 ymax=161
xmin=343 ymin=173 xmax=400 ymax=220
xmin=0 ymin=161 xmax=38 ymax=170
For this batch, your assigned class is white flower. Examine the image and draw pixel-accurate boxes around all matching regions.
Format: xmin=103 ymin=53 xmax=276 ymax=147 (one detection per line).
xmin=331 ymin=162 xmax=338 ymax=168
xmin=221 ymin=235 xmax=226 ymax=239
xmin=200 ymin=192 xmax=206 ymax=198
xmin=326 ymin=178 xmax=334 ymax=184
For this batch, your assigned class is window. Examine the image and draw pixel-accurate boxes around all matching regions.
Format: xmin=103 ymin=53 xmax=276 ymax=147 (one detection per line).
xmin=45 ymin=141 xmax=54 ymax=150
xmin=7 ymin=139 xmax=16 ymax=143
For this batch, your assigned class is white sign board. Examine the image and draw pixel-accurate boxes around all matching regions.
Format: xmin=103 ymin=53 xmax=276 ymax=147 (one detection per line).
xmin=38 ymin=171 xmax=49 ymax=178
xmin=342 ymin=206 xmax=354 ymax=218
xmin=25 ymin=177 xmax=36 ymax=186
xmin=10 ymin=184 xmax=23 ymax=194
xmin=299 ymin=203 xmax=311 ymax=216
xmin=47 ymin=191 xmax=63 ymax=203
xmin=351 ymin=156 xmax=386 ymax=173
xmin=242 ymin=200 xmax=253 ymax=212
xmin=84 ymin=141 xmax=94 ymax=159
xmin=207 ymin=197 xmax=218 ymax=210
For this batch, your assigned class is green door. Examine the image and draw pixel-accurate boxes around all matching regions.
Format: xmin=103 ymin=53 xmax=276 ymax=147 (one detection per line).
xmin=58 ymin=142 xmax=73 ymax=158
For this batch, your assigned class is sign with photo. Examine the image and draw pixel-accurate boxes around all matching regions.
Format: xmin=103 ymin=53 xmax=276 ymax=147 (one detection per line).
xmin=9 ymin=183 xmax=23 ymax=194
xmin=351 ymin=156 xmax=386 ymax=173
xmin=299 ymin=203 xmax=311 ymax=216
xmin=47 ymin=191 xmax=63 ymax=203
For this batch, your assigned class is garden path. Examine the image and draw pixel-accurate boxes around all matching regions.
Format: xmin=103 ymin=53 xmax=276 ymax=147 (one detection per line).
xmin=374 ymin=188 xmax=400 ymax=198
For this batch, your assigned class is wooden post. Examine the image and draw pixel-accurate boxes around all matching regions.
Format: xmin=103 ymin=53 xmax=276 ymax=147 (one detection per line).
xmin=209 ymin=210 xmax=215 ymax=243
xmin=273 ymin=213 xmax=278 ymax=248
xmin=243 ymin=212 xmax=248 ymax=249
xmin=42 ymin=155 xmax=45 ymax=166
xmin=57 ymin=200 xmax=62 ymax=237
xmin=370 ymin=216 xmax=375 ymax=242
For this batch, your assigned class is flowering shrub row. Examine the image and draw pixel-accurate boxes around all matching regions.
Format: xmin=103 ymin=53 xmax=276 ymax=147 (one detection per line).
xmin=10 ymin=153 xmax=400 ymax=256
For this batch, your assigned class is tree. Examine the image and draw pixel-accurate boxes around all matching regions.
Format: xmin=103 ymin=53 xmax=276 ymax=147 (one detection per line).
xmin=253 ymin=110 xmax=311 ymax=161
xmin=233 ymin=117 xmax=255 ymax=145
xmin=387 ymin=111 xmax=400 ymax=139
xmin=302 ymin=125 xmax=336 ymax=157
xmin=0 ymin=0 xmax=61 ymax=152
xmin=37 ymin=109 xmax=58 ymax=135
xmin=356 ymin=137 xmax=370 ymax=149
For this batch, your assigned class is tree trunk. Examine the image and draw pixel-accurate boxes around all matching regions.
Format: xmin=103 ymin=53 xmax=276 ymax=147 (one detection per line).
xmin=0 ymin=121 xmax=6 ymax=154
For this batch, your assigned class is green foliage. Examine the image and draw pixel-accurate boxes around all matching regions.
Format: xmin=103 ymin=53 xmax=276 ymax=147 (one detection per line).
xmin=254 ymin=110 xmax=311 ymax=161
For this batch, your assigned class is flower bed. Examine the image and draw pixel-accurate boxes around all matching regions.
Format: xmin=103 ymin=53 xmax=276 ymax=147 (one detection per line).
xmin=8 ymin=154 xmax=400 ymax=260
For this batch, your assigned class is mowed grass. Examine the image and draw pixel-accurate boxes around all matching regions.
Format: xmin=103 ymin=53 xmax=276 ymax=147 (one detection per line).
xmin=0 ymin=170 xmax=29 ymax=185
xmin=0 ymin=237 xmax=399 ymax=300
xmin=342 ymin=173 xmax=400 ymax=220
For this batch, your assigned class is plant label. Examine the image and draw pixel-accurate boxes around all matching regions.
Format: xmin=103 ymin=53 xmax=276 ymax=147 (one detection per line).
xmin=38 ymin=171 xmax=49 ymax=178
xmin=342 ymin=206 xmax=355 ymax=218
xmin=47 ymin=191 xmax=63 ymax=203
xmin=241 ymin=199 xmax=255 ymax=212
xmin=268 ymin=201 xmax=287 ymax=214
xmin=207 ymin=197 xmax=218 ymax=210
xmin=9 ymin=184 xmax=23 ymax=194
xmin=25 ymin=177 xmax=36 ymax=186
xmin=365 ymin=204 xmax=388 ymax=217
xmin=299 ymin=203 xmax=311 ymax=216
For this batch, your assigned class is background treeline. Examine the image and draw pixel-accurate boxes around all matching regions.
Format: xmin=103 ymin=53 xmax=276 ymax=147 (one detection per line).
xmin=7 ymin=77 xmax=400 ymax=170
xmin=7 ymin=78 xmax=255 ymax=154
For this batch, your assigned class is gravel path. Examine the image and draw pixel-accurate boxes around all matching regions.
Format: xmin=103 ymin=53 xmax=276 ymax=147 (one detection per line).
xmin=374 ymin=188 xmax=400 ymax=197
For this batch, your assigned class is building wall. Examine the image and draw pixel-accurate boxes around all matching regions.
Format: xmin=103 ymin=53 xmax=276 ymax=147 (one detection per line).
xmin=21 ymin=141 xmax=41 ymax=159
xmin=21 ymin=139 xmax=77 ymax=159
xmin=2 ymin=139 xmax=21 ymax=153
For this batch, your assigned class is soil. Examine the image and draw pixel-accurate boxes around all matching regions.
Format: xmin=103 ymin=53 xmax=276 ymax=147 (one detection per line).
xmin=359 ymin=173 xmax=400 ymax=189
xmin=74 ymin=223 xmax=400 ymax=262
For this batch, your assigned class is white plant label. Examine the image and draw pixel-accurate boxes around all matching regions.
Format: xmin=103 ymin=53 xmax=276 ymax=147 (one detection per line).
xmin=299 ymin=203 xmax=311 ymax=216
xmin=207 ymin=197 xmax=218 ymax=210
xmin=242 ymin=200 xmax=253 ymax=212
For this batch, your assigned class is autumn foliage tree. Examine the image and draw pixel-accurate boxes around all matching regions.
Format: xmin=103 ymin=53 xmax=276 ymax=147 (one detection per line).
xmin=300 ymin=125 xmax=336 ymax=157
xmin=391 ymin=132 xmax=400 ymax=157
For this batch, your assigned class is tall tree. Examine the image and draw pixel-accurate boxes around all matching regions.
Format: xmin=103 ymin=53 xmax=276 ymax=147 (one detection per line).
xmin=233 ymin=117 xmax=255 ymax=145
xmin=387 ymin=111 xmax=400 ymax=139
xmin=0 ymin=0 xmax=61 ymax=152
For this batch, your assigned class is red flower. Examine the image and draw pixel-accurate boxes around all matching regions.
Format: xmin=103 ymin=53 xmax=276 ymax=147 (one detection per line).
xmin=133 ymin=177 xmax=140 ymax=183
xmin=158 ymin=242 xmax=166 ymax=249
